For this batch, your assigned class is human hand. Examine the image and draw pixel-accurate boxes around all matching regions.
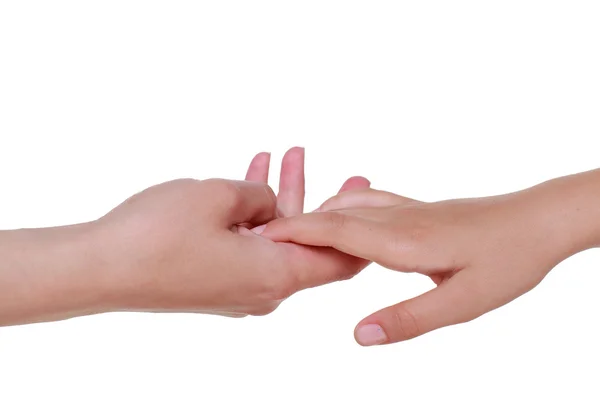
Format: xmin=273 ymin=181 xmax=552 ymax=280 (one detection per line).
xmin=93 ymin=147 xmax=371 ymax=318
xmin=258 ymin=171 xmax=600 ymax=344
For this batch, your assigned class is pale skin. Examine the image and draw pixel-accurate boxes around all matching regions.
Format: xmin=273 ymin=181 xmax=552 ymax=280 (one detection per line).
xmin=0 ymin=147 xmax=371 ymax=326
xmin=258 ymin=168 xmax=600 ymax=346
xmin=4 ymin=152 xmax=600 ymax=349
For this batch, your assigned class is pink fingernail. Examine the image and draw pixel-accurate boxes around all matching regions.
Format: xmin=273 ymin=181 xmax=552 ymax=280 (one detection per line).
xmin=252 ymin=224 xmax=266 ymax=235
xmin=355 ymin=324 xmax=387 ymax=346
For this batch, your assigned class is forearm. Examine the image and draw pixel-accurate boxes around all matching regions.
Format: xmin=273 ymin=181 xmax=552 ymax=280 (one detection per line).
xmin=0 ymin=223 xmax=113 ymax=326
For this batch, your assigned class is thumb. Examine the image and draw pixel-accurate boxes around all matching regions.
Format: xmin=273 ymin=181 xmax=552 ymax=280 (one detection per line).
xmin=213 ymin=179 xmax=278 ymax=226
xmin=354 ymin=271 xmax=484 ymax=346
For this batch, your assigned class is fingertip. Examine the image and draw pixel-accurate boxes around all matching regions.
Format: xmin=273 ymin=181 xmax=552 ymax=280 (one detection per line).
xmin=282 ymin=146 xmax=305 ymax=163
xmin=338 ymin=176 xmax=371 ymax=193
xmin=353 ymin=176 xmax=371 ymax=187
xmin=286 ymin=146 xmax=305 ymax=153
xmin=252 ymin=151 xmax=271 ymax=163
xmin=354 ymin=323 xmax=388 ymax=346
xmin=246 ymin=152 xmax=271 ymax=182
xmin=251 ymin=224 xmax=267 ymax=235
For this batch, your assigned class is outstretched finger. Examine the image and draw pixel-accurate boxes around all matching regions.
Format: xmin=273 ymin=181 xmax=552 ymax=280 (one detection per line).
xmin=277 ymin=147 xmax=305 ymax=217
xmin=283 ymin=243 xmax=370 ymax=292
xmin=257 ymin=211 xmax=392 ymax=264
xmin=245 ymin=152 xmax=271 ymax=183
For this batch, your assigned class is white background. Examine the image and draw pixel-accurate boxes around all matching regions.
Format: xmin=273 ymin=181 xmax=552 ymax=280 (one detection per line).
xmin=1 ymin=1 xmax=599 ymax=399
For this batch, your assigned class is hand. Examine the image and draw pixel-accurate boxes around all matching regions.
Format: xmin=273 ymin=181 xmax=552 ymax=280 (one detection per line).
xmin=0 ymin=147 xmax=371 ymax=326
xmin=258 ymin=171 xmax=600 ymax=345
xmin=92 ymin=147 xmax=370 ymax=319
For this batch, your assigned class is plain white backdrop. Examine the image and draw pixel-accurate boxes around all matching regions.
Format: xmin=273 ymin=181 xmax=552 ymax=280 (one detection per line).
xmin=1 ymin=1 xmax=599 ymax=399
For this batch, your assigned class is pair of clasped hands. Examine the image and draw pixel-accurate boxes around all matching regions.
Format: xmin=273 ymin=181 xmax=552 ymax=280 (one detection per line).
xmin=6 ymin=147 xmax=596 ymax=346
xmin=89 ymin=146 xmax=596 ymax=347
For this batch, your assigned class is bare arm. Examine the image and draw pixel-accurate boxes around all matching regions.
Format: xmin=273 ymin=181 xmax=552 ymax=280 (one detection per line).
xmin=0 ymin=223 xmax=111 ymax=326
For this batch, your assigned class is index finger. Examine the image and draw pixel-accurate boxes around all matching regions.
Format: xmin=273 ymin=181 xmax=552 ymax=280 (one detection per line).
xmin=259 ymin=211 xmax=388 ymax=263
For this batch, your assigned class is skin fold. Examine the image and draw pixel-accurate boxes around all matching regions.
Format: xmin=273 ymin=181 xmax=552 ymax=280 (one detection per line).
xmin=0 ymin=147 xmax=371 ymax=326
xmin=258 ymin=168 xmax=600 ymax=346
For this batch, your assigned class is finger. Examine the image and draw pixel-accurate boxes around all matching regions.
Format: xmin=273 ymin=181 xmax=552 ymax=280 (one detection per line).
xmin=338 ymin=176 xmax=371 ymax=193
xmin=307 ymin=176 xmax=371 ymax=212
xmin=258 ymin=211 xmax=390 ymax=265
xmin=218 ymin=180 xmax=278 ymax=226
xmin=282 ymin=242 xmax=370 ymax=291
xmin=245 ymin=152 xmax=271 ymax=183
xmin=354 ymin=271 xmax=484 ymax=346
xmin=277 ymin=147 xmax=305 ymax=217
xmin=319 ymin=189 xmax=415 ymax=212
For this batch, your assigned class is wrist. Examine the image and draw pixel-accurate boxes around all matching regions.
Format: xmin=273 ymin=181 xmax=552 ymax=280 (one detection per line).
xmin=0 ymin=222 xmax=116 ymax=326
xmin=525 ymin=169 xmax=600 ymax=260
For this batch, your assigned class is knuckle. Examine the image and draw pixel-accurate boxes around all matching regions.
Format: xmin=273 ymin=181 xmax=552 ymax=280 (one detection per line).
xmin=170 ymin=178 xmax=204 ymax=196
xmin=386 ymin=221 xmax=432 ymax=258
xmin=325 ymin=212 xmax=347 ymax=231
xmin=402 ymin=219 xmax=433 ymax=249
xmin=391 ymin=304 xmax=422 ymax=340
xmin=256 ymin=270 xmax=297 ymax=302
xmin=206 ymin=179 xmax=243 ymax=210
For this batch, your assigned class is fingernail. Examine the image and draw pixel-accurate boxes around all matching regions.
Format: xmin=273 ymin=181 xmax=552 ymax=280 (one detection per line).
xmin=355 ymin=324 xmax=387 ymax=346
xmin=251 ymin=224 xmax=266 ymax=235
